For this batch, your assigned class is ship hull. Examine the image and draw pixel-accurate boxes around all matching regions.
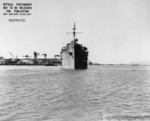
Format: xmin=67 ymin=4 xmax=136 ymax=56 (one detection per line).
xmin=61 ymin=42 xmax=75 ymax=69
xmin=74 ymin=44 xmax=88 ymax=69
xmin=61 ymin=23 xmax=88 ymax=69
xmin=61 ymin=41 xmax=88 ymax=69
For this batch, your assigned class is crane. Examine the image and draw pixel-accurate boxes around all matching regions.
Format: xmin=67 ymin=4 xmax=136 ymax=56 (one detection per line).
xmin=22 ymin=55 xmax=31 ymax=59
xmin=54 ymin=55 xmax=61 ymax=58
xmin=42 ymin=53 xmax=47 ymax=60
xmin=33 ymin=51 xmax=40 ymax=60
xmin=9 ymin=51 xmax=18 ymax=60
xmin=9 ymin=51 xmax=15 ymax=59
xmin=8 ymin=51 xmax=19 ymax=64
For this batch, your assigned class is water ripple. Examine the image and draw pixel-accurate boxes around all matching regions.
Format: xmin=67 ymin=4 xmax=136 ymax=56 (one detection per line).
xmin=0 ymin=66 xmax=150 ymax=121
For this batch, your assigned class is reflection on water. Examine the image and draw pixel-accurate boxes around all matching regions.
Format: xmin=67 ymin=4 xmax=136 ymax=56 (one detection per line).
xmin=0 ymin=65 xmax=150 ymax=121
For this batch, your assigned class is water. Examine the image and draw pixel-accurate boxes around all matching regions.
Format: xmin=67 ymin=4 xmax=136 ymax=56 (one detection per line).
xmin=0 ymin=65 xmax=150 ymax=121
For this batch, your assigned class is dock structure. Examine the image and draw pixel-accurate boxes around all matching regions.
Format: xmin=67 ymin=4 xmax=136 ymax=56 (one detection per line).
xmin=0 ymin=58 xmax=61 ymax=66
xmin=0 ymin=57 xmax=5 ymax=64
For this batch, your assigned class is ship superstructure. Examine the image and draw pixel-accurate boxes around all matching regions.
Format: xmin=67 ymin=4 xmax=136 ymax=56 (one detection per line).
xmin=61 ymin=23 xmax=88 ymax=69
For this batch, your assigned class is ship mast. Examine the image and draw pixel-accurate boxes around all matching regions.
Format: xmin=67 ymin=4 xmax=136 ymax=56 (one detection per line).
xmin=73 ymin=22 xmax=76 ymax=41
xmin=66 ymin=22 xmax=82 ymax=43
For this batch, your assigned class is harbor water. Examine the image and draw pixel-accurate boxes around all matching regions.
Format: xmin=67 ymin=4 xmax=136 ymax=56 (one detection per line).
xmin=0 ymin=65 xmax=150 ymax=121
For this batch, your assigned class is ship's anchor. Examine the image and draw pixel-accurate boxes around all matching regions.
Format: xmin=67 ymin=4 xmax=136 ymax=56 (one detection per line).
xmin=68 ymin=51 xmax=73 ymax=58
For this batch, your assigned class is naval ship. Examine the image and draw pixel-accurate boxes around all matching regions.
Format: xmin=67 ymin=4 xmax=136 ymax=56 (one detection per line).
xmin=61 ymin=23 xmax=88 ymax=69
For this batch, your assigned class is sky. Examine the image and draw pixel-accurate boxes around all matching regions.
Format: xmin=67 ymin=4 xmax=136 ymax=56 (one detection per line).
xmin=0 ymin=0 xmax=150 ymax=64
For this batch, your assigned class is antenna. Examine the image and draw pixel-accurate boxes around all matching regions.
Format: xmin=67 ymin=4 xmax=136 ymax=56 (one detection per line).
xmin=73 ymin=22 xmax=76 ymax=40
xmin=66 ymin=22 xmax=82 ymax=41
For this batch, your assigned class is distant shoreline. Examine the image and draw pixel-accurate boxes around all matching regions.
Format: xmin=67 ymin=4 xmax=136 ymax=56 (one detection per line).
xmin=0 ymin=64 xmax=150 ymax=67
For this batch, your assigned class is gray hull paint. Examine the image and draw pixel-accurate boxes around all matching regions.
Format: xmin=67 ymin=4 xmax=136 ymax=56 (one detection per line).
xmin=61 ymin=42 xmax=75 ymax=69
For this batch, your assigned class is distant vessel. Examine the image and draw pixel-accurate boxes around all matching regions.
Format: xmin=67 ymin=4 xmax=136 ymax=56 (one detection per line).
xmin=61 ymin=23 xmax=88 ymax=69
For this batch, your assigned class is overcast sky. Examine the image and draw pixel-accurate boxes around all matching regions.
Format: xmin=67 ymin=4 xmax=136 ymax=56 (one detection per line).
xmin=0 ymin=0 xmax=150 ymax=64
